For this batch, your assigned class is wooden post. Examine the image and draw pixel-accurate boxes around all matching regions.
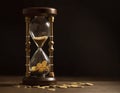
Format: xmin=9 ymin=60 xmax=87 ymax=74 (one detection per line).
xmin=48 ymin=16 xmax=55 ymax=77
xmin=25 ymin=17 xmax=31 ymax=77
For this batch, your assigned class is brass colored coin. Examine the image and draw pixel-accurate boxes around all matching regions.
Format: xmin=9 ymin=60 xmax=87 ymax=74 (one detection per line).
xmin=36 ymin=63 xmax=42 ymax=68
xmin=69 ymin=84 xmax=79 ymax=88
xmin=85 ymin=83 xmax=94 ymax=86
xmin=31 ymin=66 xmax=37 ymax=72
xmin=57 ymin=85 xmax=68 ymax=89
xmin=42 ymin=60 xmax=47 ymax=66
xmin=39 ymin=86 xmax=46 ymax=89
xmin=38 ymin=68 xmax=44 ymax=72
xmin=48 ymin=88 xmax=56 ymax=91
xmin=70 ymin=82 xmax=78 ymax=85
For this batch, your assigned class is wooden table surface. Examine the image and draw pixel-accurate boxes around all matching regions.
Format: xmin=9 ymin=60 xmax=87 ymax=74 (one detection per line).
xmin=0 ymin=76 xmax=120 ymax=93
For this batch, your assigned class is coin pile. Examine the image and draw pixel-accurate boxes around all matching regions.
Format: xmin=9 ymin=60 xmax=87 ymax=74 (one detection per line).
xmin=31 ymin=60 xmax=49 ymax=73
xmin=15 ymin=82 xmax=94 ymax=91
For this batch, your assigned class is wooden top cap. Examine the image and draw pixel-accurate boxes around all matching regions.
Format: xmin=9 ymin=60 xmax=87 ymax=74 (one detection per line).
xmin=23 ymin=7 xmax=57 ymax=16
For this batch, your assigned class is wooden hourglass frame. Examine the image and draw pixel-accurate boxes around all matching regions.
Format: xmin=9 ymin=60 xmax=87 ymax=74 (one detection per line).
xmin=22 ymin=7 xmax=57 ymax=86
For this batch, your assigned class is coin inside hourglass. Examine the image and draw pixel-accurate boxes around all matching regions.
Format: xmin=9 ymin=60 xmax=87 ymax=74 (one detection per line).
xmin=29 ymin=16 xmax=50 ymax=77
xmin=31 ymin=60 xmax=49 ymax=73
xmin=31 ymin=36 xmax=50 ymax=74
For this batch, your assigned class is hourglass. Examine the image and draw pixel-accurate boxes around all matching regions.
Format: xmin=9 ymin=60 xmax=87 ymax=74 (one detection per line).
xmin=22 ymin=7 xmax=57 ymax=85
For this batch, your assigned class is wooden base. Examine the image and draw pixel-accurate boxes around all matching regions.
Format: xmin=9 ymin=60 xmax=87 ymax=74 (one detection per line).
xmin=22 ymin=76 xmax=56 ymax=86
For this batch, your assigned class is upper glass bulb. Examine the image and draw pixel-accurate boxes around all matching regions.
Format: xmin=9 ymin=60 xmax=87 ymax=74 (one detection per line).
xmin=29 ymin=16 xmax=50 ymax=47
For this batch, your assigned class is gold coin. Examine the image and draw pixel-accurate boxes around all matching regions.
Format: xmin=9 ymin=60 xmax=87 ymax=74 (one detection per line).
xmin=42 ymin=60 xmax=47 ymax=66
xmin=38 ymin=68 xmax=44 ymax=72
xmin=36 ymin=63 xmax=42 ymax=68
xmin=31 ymin=66 xmax=37 ymax=72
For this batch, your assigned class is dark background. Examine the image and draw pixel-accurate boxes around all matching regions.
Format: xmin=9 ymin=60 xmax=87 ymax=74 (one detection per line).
xmin=0 ymin=0 xmax=120 ymax=78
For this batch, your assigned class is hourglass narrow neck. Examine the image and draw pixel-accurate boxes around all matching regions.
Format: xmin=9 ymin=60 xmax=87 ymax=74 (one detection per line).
xmin=33 ymin=36 xmax=48 ymax=48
